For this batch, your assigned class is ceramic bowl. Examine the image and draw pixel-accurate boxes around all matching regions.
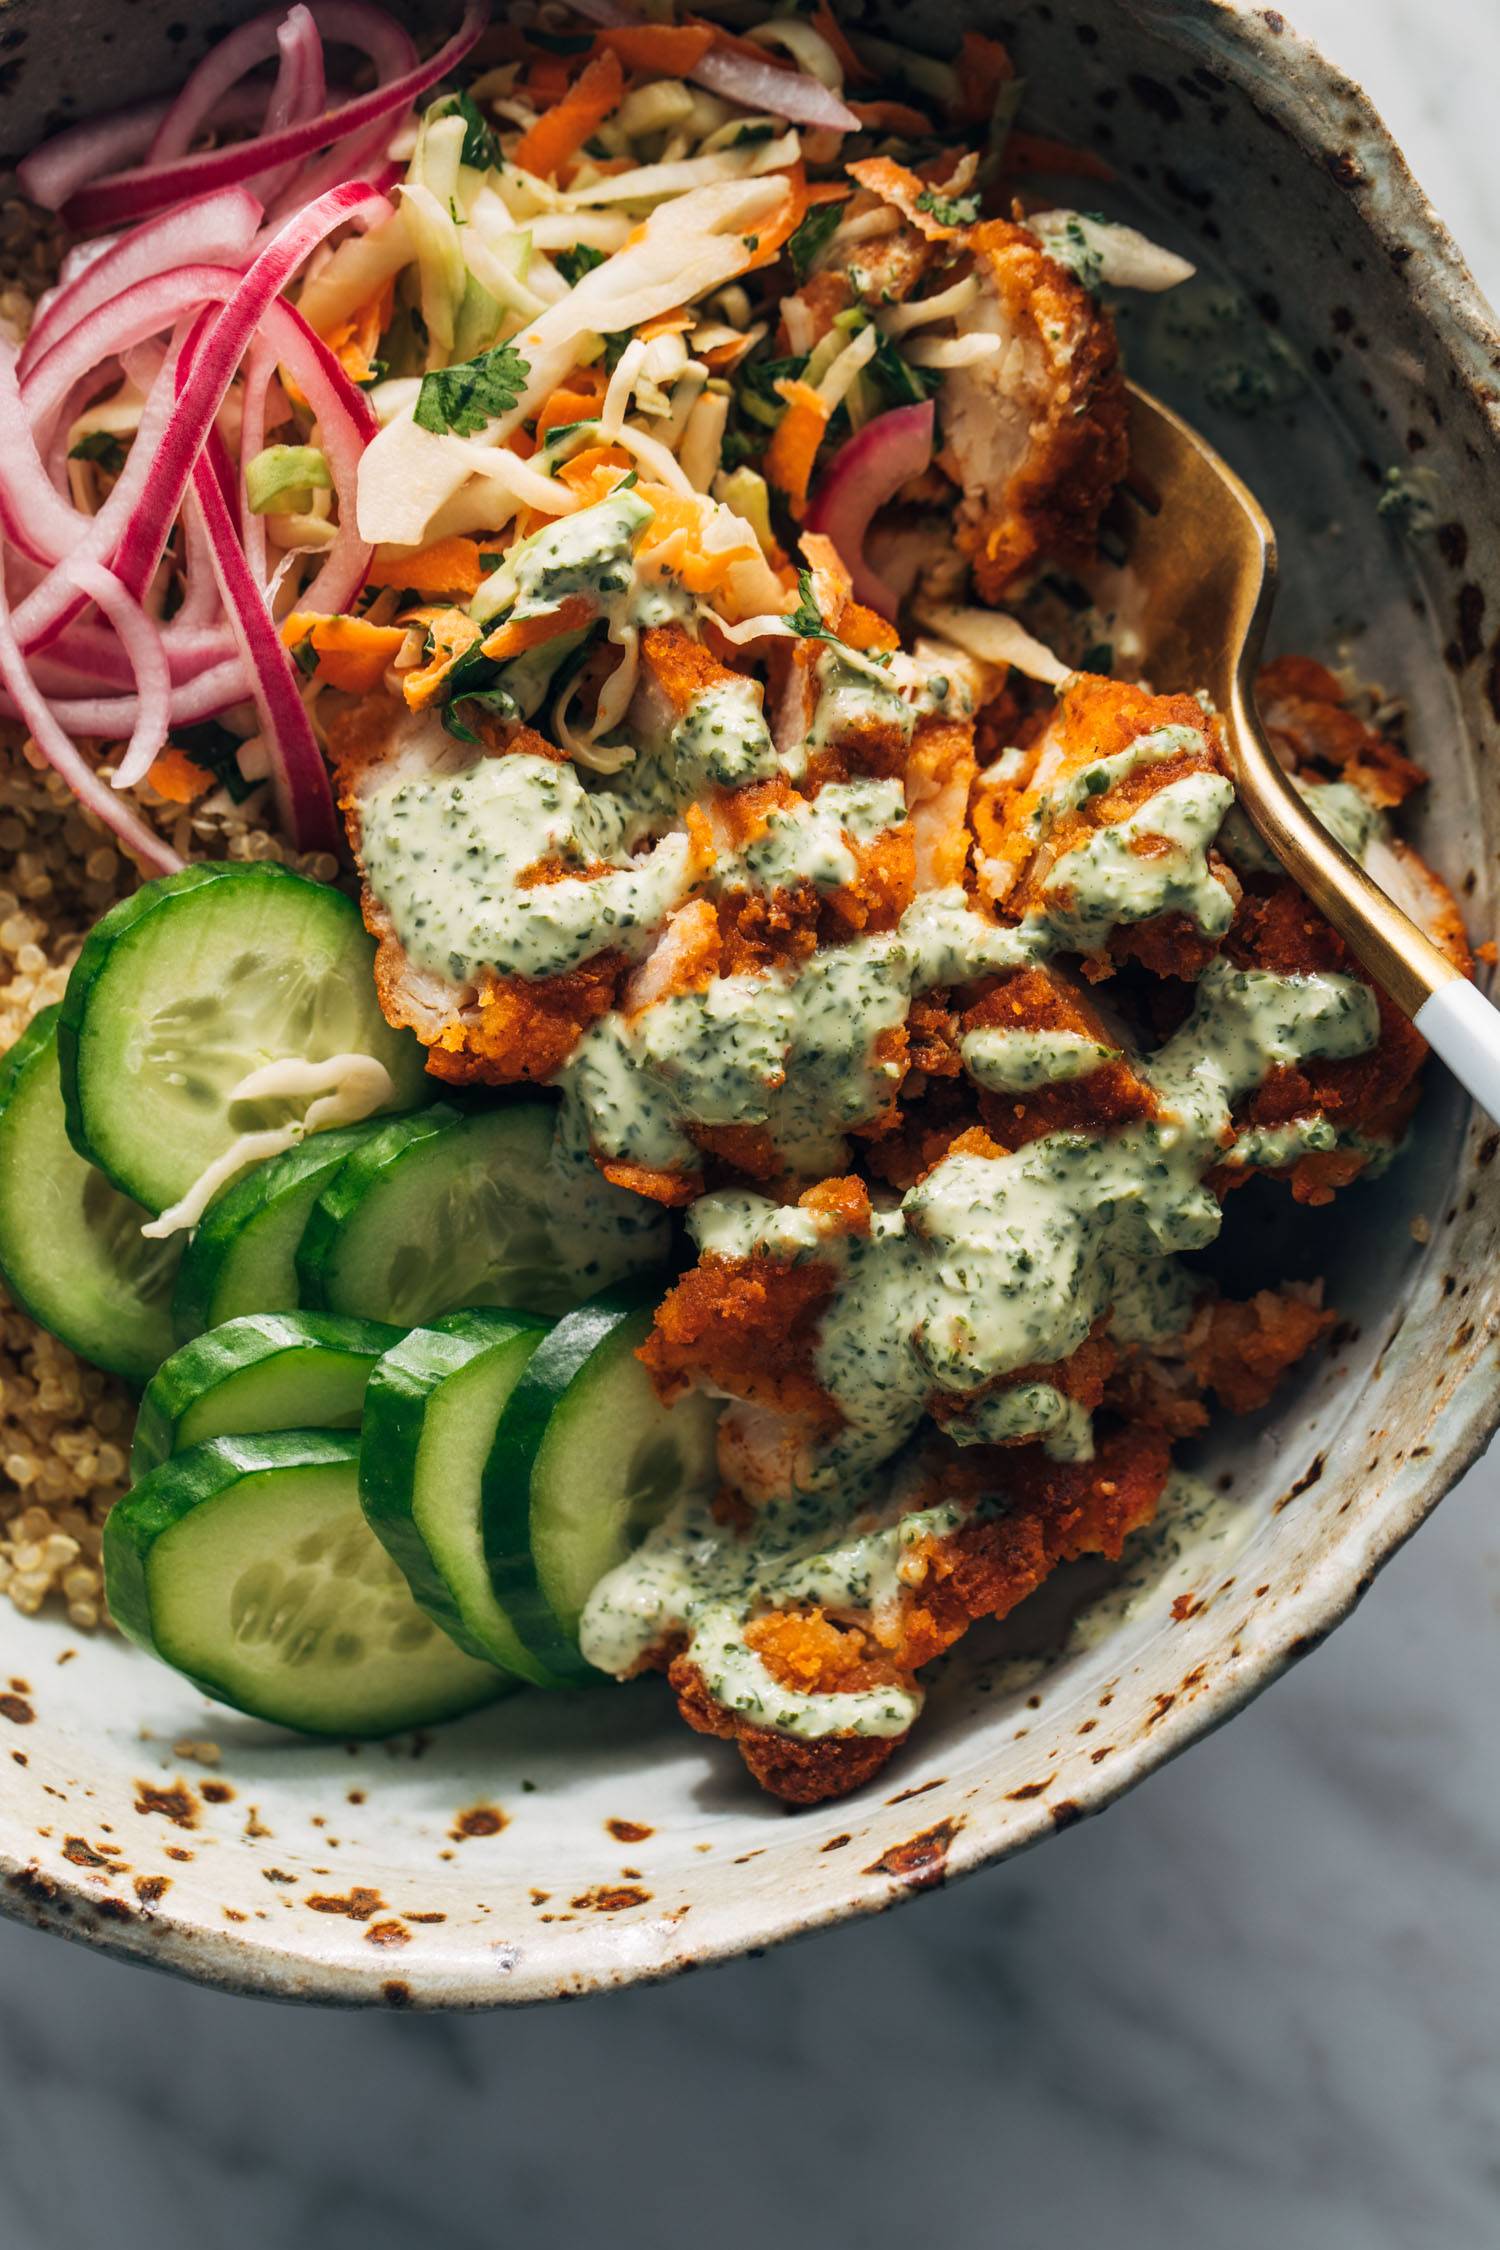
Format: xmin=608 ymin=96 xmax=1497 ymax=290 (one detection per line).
xmin=2 ymin=0 xmax=1499 ymax=2008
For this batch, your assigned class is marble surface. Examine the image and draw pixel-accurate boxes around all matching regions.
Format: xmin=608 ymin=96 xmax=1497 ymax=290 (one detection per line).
xmin=2 ymin=6 xmax=1499 ymax=2246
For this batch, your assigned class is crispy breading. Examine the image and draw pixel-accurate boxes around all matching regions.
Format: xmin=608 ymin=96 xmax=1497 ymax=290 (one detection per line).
xmin=1186 ymin=1288 xmax=1336 ymax=1414
xmin=325 ymin=693 xmax=627 ymax=1086
xmin=639 ymin=1248 xmax=842 ymax=1421
xmin=940 ymin=217 xmax=1129 ymax=601
xmin=1257 ymin=655 xmax=1425 ymax=808
xmin=671 ymin=1424 xmax=1171 ymax=1805
xmin=906 ymin=715 xmax=977 ymax=889
xmin=960 ymin=964 xmax=1158 ymax=1149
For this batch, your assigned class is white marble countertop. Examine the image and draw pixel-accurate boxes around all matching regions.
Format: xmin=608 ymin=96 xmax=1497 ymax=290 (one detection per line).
xmin=2 ymin=8 xmax=1499 ymax=2247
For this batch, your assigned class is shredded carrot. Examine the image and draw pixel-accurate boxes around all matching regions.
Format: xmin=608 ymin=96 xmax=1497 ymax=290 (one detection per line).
xmin=811 ymin=3 xmax=868 ymax=85
xmin=535 ymin=384 xmax=609 ymax=443
xmin=512 ymin=48 xmax=624 ymax=180
xmin=849 ymin=100 xmax=932 ymax=135
xmin=321 ymin=278 xmax=395 ymax=384
xmin=398 ymin=609 xmax=482 ymax=710
xmin=522 ymin=51 xmax=573 ymax=107
xmin=848 ymin=153 xmax=966 ymax=241
xmin=480 ymin=592 xmax=596 ymax=665
xmin=741 ymin=166 xmax=811 ymax=275
xmin=639 ymin=308 xmax=693 ymax=343
xmin=556 ymin=444 xmax=633 ymax=492
xmin=1001 ymin=131 xmax=1114 ymax=183
xmin=956 ymin=31 xmax=1015 ymax=126
xmin=147 ymin=748 xmax=212 ymax=803
xmin=281 ymin=611 xmax=410 ymax=696
xmin=763 ymin=378 xmax=830 ymax=514
xmin=634 ymin=486 xmax=761 ymax=596
xmin=365 ymin=536 xmax=483 ymax=600
xmin=595 ymin=23 xmax=715 ymax=76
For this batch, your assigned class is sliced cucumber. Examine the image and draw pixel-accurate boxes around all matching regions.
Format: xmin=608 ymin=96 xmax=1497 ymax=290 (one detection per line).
xmin=60 ymin=861 xmax=429 ymax=1214
xmin=0 ymin=1007 xmax=181 ymax=1382
xmin=171 ymin=1120 xmax=389 ymax=1342
xmin=359 ymin=1310 xmax=568 ymax=1687
xmin=104 ymin=1430 xmax=507 ymax=1735
xmin=484 ymin=1285 xmax=720 ymax=1680
xmin=298 ymin=1100 xmax=589 ymax=1327
xmin=132 ymin=1311 xmax=403 ymax=1479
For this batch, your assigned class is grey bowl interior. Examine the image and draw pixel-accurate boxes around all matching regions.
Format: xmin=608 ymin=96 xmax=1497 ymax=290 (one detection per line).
xmin=2 ymin=0 xmax=1499 ymax=2006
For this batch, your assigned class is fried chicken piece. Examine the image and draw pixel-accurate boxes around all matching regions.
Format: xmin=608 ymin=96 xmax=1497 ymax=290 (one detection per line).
xmin=960 ymin=963 xmax=1158 ymax=1149
xmin=673 ymin=1424 xmax=1171 ymax=1805
xmin=1223 ymin=877 xmax=1434 ymax=1198
xmin=925 ymin=1321 xmax=1118 ymax=1435
xmin=326 ymin=694 xmax=627 ymax=1086
xmin=976 ymin=674 xmax=1228 ymax=903
xmin=1185 ymin=1287 xmax=1336 ymax=1414
xmin=906 ymin=715 xmax=977 ymax=889
xmin=640 ymin=1249 xmax=843 ymax=1423
xmin=1257 ymin=655 xmax=1425 ymax=808
xmin=939 ymin=216 xmax=1129 ymax=601
xmin=670 ymin=1647 xmax=904 ymax=1804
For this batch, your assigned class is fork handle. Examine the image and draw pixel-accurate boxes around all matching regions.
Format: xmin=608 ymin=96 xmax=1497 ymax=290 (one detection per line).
xmin=1412 ymin=978 xmax=1500 ymax=1129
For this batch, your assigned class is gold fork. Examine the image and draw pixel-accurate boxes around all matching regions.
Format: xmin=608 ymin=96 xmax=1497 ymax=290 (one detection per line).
xmin=1123 ymin=381 xmax=1500 ymax=1124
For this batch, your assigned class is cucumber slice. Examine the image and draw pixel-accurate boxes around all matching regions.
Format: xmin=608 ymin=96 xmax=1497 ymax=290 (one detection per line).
xmin=0 ymin=1007 xmax=180 ymax=1382
xmin=104 ymin=1431 xmax=507 ymax=1735
xmin=132 ymin=1311 xmax=403 ymax=1479
xmin=298 ymin=1101 xmax=591 ymax=1327
xmin=359 ymin=1310 xmax=568 ymax=1686
xmin=484 ymin=1285 xmax=720 ymax=1679
xmin=60 ymin=861 xmax=429 ymax=1214
xmin=171 ymin=1121 xmax=390 ymax=1341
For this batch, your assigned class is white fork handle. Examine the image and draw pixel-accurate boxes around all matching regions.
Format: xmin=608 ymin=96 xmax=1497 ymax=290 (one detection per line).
xmin=1413 ymin=978 xmax=1500 ymax=1126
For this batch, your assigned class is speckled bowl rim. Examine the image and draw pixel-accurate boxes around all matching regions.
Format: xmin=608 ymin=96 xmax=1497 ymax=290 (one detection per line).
xmin=5 ymin=0 xmax=1500 ymax=2005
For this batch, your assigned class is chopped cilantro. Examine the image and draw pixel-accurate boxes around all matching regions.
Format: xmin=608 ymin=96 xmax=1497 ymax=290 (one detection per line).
xmin=742 ymin=234 xmax=760 ymax=254
xmin=434 ymin=88 xmax=500 ymax=172
xmin=171 ymin=720 xmax=257 ymax=803
xmin=736 ymin=350 xmax=808 ymax=429
xmin=478 ymin=552 xmax=505 ymax=571
xmin=730 ymin=123 xmax=777 ymax=147
xmin=290 ymin=635 xmax=319 ymax=680
xmin=788 ymin=199 xmax=844 ymax=282
xmin=355 ymin=357 xmax=389 ymax=389
xmin=443 ymin=684 xmax=522 ymax=744
xmin=788 ymin=569 xmax=841 ymax=645
xmin=601 ymin=330 xmax=630 ymax=372
xmin=867 ymin=329 xmax=938 ymax=409
xmin=68 ymin=430 xmax=125 ymax=474
xmin=915 ymin=187 xmax=979 ymax=227
xmin=556 ymin=243 xmax=607 ymax=288
xmin=413 ymin=341 xmax=531 ymax=437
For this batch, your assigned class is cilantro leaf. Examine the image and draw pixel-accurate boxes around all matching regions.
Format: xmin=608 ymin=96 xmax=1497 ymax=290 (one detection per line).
xmin=68 ymin=430 xmax=125 ymax=473
xmin=170 ymin=720 xmax=257 ymax=804
xmin=788 ymin=200 xmax=844 ymax=283
xmin=788 ymin=569 xmax=841 ymax=645
xmin=434 ymin=88 xmax=500 ymax=172
xmin=442 ymin=685 xmax=522 ymax=744
xmin=601 ymin=330 xmax=631 ymax=373
xmin=556 ymin=244 xmax=607 ymax=288
xmin=916 ymin=187 xmax=979 ymax=227
xmin=867 ymin=329 xmax=938 ymax=410
xmin=290 ymin=635 xmax=319 ymax=680
xmin=414 ymin=341 xmax=531 ymax=437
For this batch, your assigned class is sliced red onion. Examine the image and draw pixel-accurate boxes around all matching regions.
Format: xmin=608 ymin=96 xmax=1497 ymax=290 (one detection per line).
xmin=19 ymin=189 xmax=262 ymax=376
xmin=17 ymin=83 xmax=279 ymax=215
xmin=248 ymin=7 xmax=331 ymax=209
xmin=0 ymin=547 xmax=181 ymax=875
xmin=562 ymin=0 xmax=858 ymax=130
xmin=5 ymin=657 xmax=247 ymax=736
xmin=53 ymin=2 xmax=486 ymax=232
xmin=68 ymin=560 xmax=173 ymax=789
xmin=690 ymin=48 xmax=859 ymax=131
xmin=187 ymin=465 xmax=339 ymax=851
xmin=805 ymin=400 xmax=936 ymax=618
